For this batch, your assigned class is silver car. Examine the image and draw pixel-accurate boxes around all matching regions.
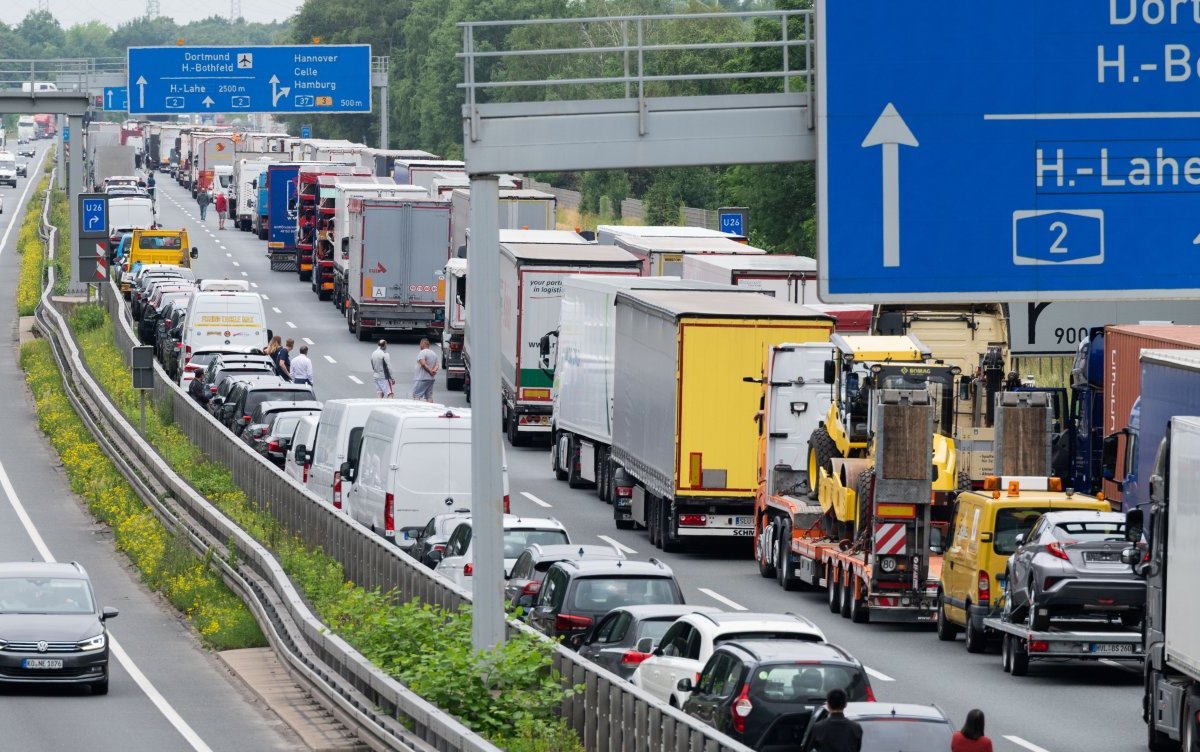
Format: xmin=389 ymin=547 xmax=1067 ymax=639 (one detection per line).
xmin=576 ymin=605 xmax=718 ymax=681
xmin=1006 ymin=510 xmax=1145 ymax=629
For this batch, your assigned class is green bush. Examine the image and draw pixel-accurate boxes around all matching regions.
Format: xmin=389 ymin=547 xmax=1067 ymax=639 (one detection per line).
xmin=69 ymin=303 xmax=105 ymax=332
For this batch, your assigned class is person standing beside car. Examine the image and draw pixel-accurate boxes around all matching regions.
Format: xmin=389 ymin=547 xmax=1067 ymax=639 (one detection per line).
xmin=412 ymin=337 xmax=439 ymax=401
xmin=291 ymin=344 xmax=313 ymax=387
xmin=215 ymin=191 xmax=228 ymax=230
xmin=371 ymin=340 xmax=394 ymax=398
xmin=196 ymin=189 xmax=211 ymax=220
xmin=808 ymin=689 xmax=863 ymax=752
xmin=952 ymin=709 xmax=993 ymax=752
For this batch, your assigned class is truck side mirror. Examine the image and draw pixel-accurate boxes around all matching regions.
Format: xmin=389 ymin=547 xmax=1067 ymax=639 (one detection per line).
xmin=293 ymin=443 xmax=307 ymax=462
xmin=823 ymin=359 xmax=836 ymax=385
xmin=1101 ymin=433 xmax=1121 ymax=485
xmin=190 ymin=247 xmax=199 ymax=259
xmin=958 ymin=376 xmax=971 ymax=401
xmin=340 ymin=460 xmax=356 ymax=483
xmin=1124 ymin=509 xmax=1143 ymax=543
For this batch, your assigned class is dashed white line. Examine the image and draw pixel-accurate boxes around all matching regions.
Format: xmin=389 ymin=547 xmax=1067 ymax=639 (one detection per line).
xmin=347 ymin=375 xmax=364 ymax=384
xmin=520 ymin=491 xmax=552 ymax=508
xmin=260 ymin=294 xmax=269 ymax=300
xmin=285 ymin=321 xmax=296 ymax=329
xmin=232 ymin=261 xmax=240 ymax=267
xmin=303 ymin=337 xmax=314 ymax=345
xmin=240 ymin=271 xmax=248 ymax=277
xmin=1004 ymin=735 xmax=1052 ymax=752
xmin=225 ymin=252 xmax=232 ymax=257
xmin=864 ymin=666 xmax=895 ymax=682
xmin=323 ymin=355 xmax=337 ymax=364
xmin=698 ymin=587 xmax=747 ymax=611
xmin=597 ymin=534 xmax=637 ymax=555
xmin=250 ymin=282 xmax=258 ymax=288
xmin=1099 ymin=658 xmax=1139 ymax=673
xmin=271 ymin=307 xmax=281 ymax=314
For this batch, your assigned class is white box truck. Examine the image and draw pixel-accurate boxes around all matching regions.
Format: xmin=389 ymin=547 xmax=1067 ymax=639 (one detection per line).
xmin=596 ymin=224 xmax=742 ymax=247
xmin=614 ymin=234 xmax=766 ymax=277
xmin=441 ymin=258 xmax=468 ymax=392
xmin=233 ymin=156 xmax=282 ymax=232
xmin=344 ymin=196 xmax=451 ymax=341
xmin=681 ymin=253 xmax=818 ymax=303
xmin=449 ymin=188 xmax=557 ymax=257
xmin=496 ymin=239 xmax=641 ymax=446
xmin=331 ymin=181 xmax=427 ymax=312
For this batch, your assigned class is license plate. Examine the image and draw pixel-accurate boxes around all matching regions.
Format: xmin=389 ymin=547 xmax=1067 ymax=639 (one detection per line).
xmin=733 ymin=516 xmax=752 ymax=526
xmin=22 ymin=659 xmax=63 ymax=669
xmin=1085 ymin=552 xmax=1118 ymax=562
xmin=1091 ymin=643 xmax=1134 ymax=655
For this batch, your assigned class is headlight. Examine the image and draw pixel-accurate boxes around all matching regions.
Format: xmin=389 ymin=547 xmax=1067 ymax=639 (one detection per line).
xmin=78 ymin=633 xmax=106 ymax=652
xmin=0 ymin=638 xmax=7 ymax=650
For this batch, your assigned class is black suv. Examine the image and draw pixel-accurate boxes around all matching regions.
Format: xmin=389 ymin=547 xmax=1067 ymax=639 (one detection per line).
xmin=193 ymin=357 xmax=275 ymax=406
xmin=225 ymin=382 xmax=315 ymax=436
xmin=679 ymin=640 xmax=873 ymax=749
xmin=209 ymin=373 xmax=281 ymax=422
xmin=528 ymin=558 xmax=684 ymax=647
xmin=505 ymin=544 xmax=625 ymax=610
xmin=0 ymin=561 xmax=119 ymax=695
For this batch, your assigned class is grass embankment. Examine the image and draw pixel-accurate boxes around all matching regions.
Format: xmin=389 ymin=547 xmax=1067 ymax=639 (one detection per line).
xmin=71 ymin=307 xmax=581 ymax=751
xmin=15 ymin=174 xmax=49 ymax=315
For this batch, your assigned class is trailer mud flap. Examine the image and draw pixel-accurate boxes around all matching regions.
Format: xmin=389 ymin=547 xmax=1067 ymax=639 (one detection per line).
xmin=270 ymin=255 xmax=298 ymax=272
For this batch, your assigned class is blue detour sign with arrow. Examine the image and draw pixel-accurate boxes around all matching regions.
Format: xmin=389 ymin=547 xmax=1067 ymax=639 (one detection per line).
xmin=81 ymin=197 xmax=106 ymax=236
xmin=817 ymin=0 xmax=1200 ymax=302
xmin=127 ymin=45 xmax=371 ymax=115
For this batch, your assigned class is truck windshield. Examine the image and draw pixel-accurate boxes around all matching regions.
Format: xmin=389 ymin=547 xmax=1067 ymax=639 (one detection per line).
xmin=993 ymin=507 xmax=1049 ymax=554
xmin=0 ymin=158 xmax=14 ymax=171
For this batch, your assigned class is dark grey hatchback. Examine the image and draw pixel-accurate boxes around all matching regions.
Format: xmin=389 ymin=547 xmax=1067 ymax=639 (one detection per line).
xmin=0 ymin=561 xmax=119 ymax=695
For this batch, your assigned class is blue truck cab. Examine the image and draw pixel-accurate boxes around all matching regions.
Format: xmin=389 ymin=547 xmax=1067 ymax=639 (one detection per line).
xmin=266 ymin=163 xmax=302 ymax=271
xmin=1068 ymin=326 xmax=1106 ymax=494
xmin=255 ymin=170 xmax=269 ymax=239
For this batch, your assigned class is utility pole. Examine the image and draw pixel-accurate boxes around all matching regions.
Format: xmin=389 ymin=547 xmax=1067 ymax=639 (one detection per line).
xmin=145 ymin=0 xmax=159 ymax=18
xmin=229 ymin=0 xmax=242 ymax=22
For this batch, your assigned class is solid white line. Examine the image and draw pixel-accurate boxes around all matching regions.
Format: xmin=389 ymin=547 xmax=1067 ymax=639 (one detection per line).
xmin=285 ymin=321 xmax=296 ymax=329
xmin=864 ymin=666 xmax=895 ymax=682
xmin=347 ymin=375 xmax=364 ymax=384
xmin=698 ymin=588 xmax=747 ymax=611
xmin=0 ymin=153 xmax=47 ymax=254
xmin=984 ymin=111 xmax=1200 ymax=121
xmin=597 ymin=534 xmax=637 ymax=555
xmin=271 ymin=307 xmax=281 ymax=314
xmin=323 ymin=355 xmax=336 ymax=364
xmin=303 ymin=337 xmax=314 ymax=345
xmin=1004 ymin=735 xmax=1052 ymax=752
xmin=0 ymin=459 xmax=213 ymax=751
xmin=520 ymin=491 xmax=552 ymax=508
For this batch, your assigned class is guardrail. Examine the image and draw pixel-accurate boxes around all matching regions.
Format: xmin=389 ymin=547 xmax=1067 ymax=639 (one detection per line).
xmin=0 ymin=57 xmax=125 ymax=92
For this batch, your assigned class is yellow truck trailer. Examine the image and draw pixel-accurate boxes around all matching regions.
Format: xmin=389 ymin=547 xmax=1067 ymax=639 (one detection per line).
xmin=609 ymin=289 xmax=834 ymax=552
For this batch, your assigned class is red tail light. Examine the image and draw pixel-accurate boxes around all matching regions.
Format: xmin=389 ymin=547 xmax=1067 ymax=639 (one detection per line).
xmin=267 ymin=440 xmax=280 ymax=452
xmin=448 ymin=340 xmax=462 ymax=352
xmin=679 ymin=514 xmax=707 ymax=527
xmin=503 ymin=494 xmax=511 ymax=513
xmin=866 ymin=683 xmax=876 ymax=701
xmin=301 ymin=463 xmax=309 ymax=484
xmin=209 ymin=386 xmax=218 ymax=393
xmin=522 ymin=581 xmax=541 ymax=596
xmin=977 ymin=571 xmax=990 ymax=606
xmin=1047 ymin=541 xmax=1073 ymax=560
xmin=731 ymin=684 xmax=753 ymax=733
xmin=242 ymin=415 xmax=252 ymax=424
xmin=464 ymin=563 xmax=473 ymax=577
xmin=332 ymin=471 xmax=342 ymax=509
xmin=616 ymin=485 xmax=633 ymax=498
xmin=554 ymin=614 xmax=593 ymax=632
xmin=1030 ymin=640 xmax=1050 ymax=653
xmin=185 ymin=345 xmax=192 ymax=360
xmin=620 ymin=650 xmax=652 ymax=666
xmin=384 ymin=492 xmax=394 ymax=536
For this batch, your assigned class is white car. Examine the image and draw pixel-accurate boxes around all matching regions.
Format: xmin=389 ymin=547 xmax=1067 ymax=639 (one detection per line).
xmin=631 ymin=611 xmax=826 ymax=707
xmin=434 ymin=515 xmax=570 ymax=592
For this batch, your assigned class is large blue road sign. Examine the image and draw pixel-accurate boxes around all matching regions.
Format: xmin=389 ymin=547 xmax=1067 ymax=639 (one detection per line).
xmin=817 ymin=1 xmax=1200 ymax=302
xmin=82 ymin=198 xmax=106 ymax=234
xmin=127 ymin=45 xmax=371 ymax=116
xmin=103 ymin=87 xmax=128 ymax=112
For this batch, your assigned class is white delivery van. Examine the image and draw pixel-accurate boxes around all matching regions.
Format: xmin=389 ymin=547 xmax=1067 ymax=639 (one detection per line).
xmin=306 ymin=399 xmax=443 ymax=510
xmin=285 ymin=415 xmax=321 ymax=485
xmin=345 ymin=405 xmax=511 ymax=546
xmin=180 ymin=292 xmax=268 ymax=370
xmin=107 ymin=196 xmax=156 ymax=245
xmin=198 ymin=279 xmax=251 ymax=292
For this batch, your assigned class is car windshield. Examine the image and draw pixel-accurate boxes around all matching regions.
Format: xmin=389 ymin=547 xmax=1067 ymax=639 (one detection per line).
xmin=503 ymin=529 xmax=569 ymax=558
xmin=1053 ymin=520 xmax=1127 ymax=542
xmin=571 ymin=577 xmax=680 ymax=611
xmin=752 ymin=663 xmax=869 ymax=704
xmin=271 ymin=415 xmax=303 ymax=436
xmin=245 ymin=390 xmax=311 ymax=414
xmin=857 ymin=718 xmax=953 ymax=749
xmin=0 ymin=577 xmax=95 ymax=614
xmin=992 ymin=508 xmax=1048 ymax=555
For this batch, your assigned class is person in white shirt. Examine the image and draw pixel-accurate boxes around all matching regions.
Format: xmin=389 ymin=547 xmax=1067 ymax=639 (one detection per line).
xmin=370 ymin=340 xmax=394 ymax=398
xmin=291 ymin=344 xmax=314 ymax=386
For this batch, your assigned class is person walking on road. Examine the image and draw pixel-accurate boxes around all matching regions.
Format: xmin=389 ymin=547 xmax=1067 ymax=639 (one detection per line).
xmin=215 ymin=191 xmax=228 ymax=229
xmin=952 ymin=709 xmax=993 ymax=752
xmin=370 ymin=340 xmax=394 ymax=398
xmin=807 ymin=689 xmax=862 ymax=752
xmin=146 ymin=172 xmax=156 ymax=201
xmin=412 ymin=338 xmax=439 ymax=402
xmin=196 ymin=189 xmax=212 ymax=221
xmin=266 ymin=335 xmax=291 ymax=381
xmin=291 ymin=345 xmax=314 ymax=387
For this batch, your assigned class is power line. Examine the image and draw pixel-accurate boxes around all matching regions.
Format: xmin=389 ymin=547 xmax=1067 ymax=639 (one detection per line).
xmin=37 ymin=0 xmax=50 ymax=11
xmin=146 ymin=0 xmax=160 ymax=19
xmin=230 ymin=0 xmax=242 ymax=22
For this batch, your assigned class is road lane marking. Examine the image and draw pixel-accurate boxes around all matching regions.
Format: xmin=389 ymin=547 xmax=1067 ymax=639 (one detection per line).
xmin=240 ymin=272 xmax=248 ymax=277
xmin=698 ymin=588 xmax=747 ymax=611
xmin=225 ymin=252 xmax=231 ymax=257
xmin=597 ymin=534 xmax=637 ymax=555
xmin=232 ymin=261 xmax=240 ymax=267
xmin=1099 ymin=658 xmax=1139 ymax=673
xmin=303 ymin=337 xmax=314 ymax=345
xmin=864 ymin=667 xmax=895 ymax=682
xmin=347 ymin=375 xmax=364 ymax=384
xmin=271 ymin=307 xmax=281 ymax=314
xmin=0 ymin=458 xmax=214 ymax=751
xmin=323 ymin=355 xmax=337 ymax=364
xmin=1004 ymin=736 xmax=1052 ymax=752
xmin=260 ymin=294 xmax=269 ymax=300
xmin=250 ymin=282 xmax=258 ymax=288
xmin=285 ymin=321 xmax=296 ymax=329
xmin=520 ymin=491 xmax=552 ymax=508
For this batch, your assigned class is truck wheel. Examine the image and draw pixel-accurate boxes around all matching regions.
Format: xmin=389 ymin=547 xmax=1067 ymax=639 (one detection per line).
xmin=552 ymin=434 xmax=569 ymax=481
xmin=353 ymin=312 xmax=371 ymax=342
xmin=660 ymin=501 xmax=681 ymax=553
xmin=807 ymin=426 xmax=837 ymax=495
xmin=1180 ymin=697 xmax=1196 ymax=752
xmin=347 ymin=306 xmax=356 ymax=334
xmin=1002 ymin=634 xmax=1012 ymax=673
xmin=648 ymin=496 xmax=660 ymax=547
xmin=1010 ymin=636 xmax=1030 ymax=677
xmin=839 ymin=573 xmax=853 ymax=618
xmin=778 ymin=520 xmax=803 ymax=591
xmin=828 ymin=566 xmax=841 ymax=613
xmin=757 ymin=519 xmax=777 ymax=579
xmin=964 ymin=607 xmax=987 ymax=653
xmin=935 ymin=591 xmax=961 ymax=641
xmin=507 ymin=412 xmax=525 ymax=447
xmin=850 ymin=580 xmax=869 ymax=623
xmin=567 ymin=438 xmax=589 ymax=489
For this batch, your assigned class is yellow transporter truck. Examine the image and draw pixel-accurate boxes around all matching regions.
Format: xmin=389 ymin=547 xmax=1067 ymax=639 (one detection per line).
xmin=610 ymin=290 xmax=834 ymax=552
xmin=119 ymin=228 xmax=199 ymax=294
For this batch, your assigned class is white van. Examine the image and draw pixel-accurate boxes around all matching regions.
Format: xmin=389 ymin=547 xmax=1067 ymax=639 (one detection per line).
xmin=344 ymin=405 xmax=511 ymax=546
xmin=181 ymin=292 xmax=268 ymax=370
xmin=306 ymin=398 xmax=443 ymax=510
xmin=285 ymin=414 xmax=321 ymax=485
xmin=108 ymin=196 xmax=156 ymax=243
xmin=198 ymin=279 xmax=250 ymax=292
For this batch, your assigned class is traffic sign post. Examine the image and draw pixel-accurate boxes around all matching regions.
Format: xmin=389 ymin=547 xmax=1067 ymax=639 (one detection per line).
xmin=717 ymin=206 xmax=749 ymax=237
xmin=127 ymin=45 xmax=372 ymax=115
xmin=300 ymin=124 xmax=312 ymax=139
xmin=76 ymin=194 xmax=108 ymax=286
xmin=103 ymin=87 xmax=128 ymax=112
xmin=817 ymin=1 xmax=1200 ymax=302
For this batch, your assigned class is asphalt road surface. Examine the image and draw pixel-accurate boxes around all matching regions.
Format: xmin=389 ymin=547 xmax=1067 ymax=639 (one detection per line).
xmin=159 ymin=171 xmax=1145 ymax=752
xmin=0 ymin=144 xmax=298 ymax=752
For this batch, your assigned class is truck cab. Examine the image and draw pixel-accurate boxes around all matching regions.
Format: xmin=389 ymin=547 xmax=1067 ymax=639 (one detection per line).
xmin=124 ymin=229 xmax=198 ymax=277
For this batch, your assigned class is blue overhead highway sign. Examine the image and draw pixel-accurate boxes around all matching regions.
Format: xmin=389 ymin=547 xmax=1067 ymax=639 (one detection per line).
xmin=103 ymin=86 xmax=128 ymax=112
xmin=817 ymin=1 xmax=1200 ymax=302
xmin=82 ymin=198 xmax=106 ymax=234
xmin=126 ymin=45 xmax=371 ymax=115
xmin=717 ymin=207 xmax=748 ymax=237
xmin=300 ymin=124 xmax=312 ymax=139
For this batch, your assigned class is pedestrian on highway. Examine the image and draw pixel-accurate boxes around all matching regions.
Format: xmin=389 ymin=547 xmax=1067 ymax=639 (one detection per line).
xmin=276 ymin=338 xmax=293 ymax=381
xmin=266 ymin=335 xmax=290 ymax=381
xmin=196 ymin=189 xmax=212 ymax=221
xmin=370 ymin=340 xmax=394 ymax=398
xmin=215 ymin=191 xmax=228 ymax=230
xmin=807 ymin=689 xmax=862 ymax=752
xmin=146 ymin=172 xmax=156 ymax=201
xmin=291 ymin=345 xmax=314 ymax=387
xmin=952 ymin=709 xmax=993 ymax=752
xmin=412 ymin=337 xmax=439 ymax=402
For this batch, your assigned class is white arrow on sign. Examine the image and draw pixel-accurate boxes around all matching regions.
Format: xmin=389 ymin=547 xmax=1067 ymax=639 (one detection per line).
xmin=135 ymin=76 xmax=147 ymax=109
xmin=202 ymin=96 xmax=215 ymax=109
xmin=269 ymin=75 xmax=291 ymax=107
xmin=862 ymin=102 xmax=918 ymax=268
xmin=105 ymin=90 xmax=112 ymax=108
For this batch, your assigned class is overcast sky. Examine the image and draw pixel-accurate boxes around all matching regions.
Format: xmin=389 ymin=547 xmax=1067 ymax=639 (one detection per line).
xmin=1 ymin=0 xmax=302 ymax=28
